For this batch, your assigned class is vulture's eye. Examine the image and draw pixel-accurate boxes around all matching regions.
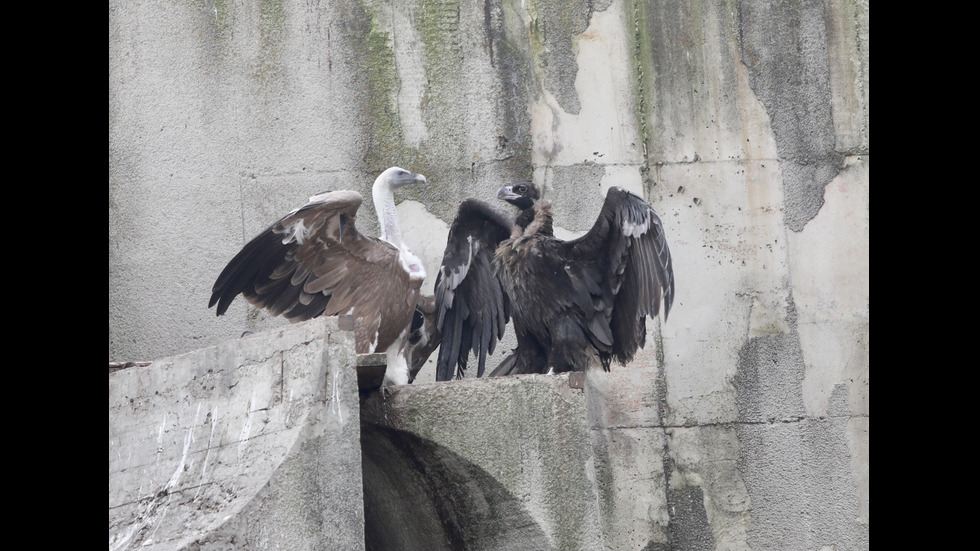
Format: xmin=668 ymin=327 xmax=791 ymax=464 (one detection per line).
xmin=517 ymin=185 xmax=528 ymax=193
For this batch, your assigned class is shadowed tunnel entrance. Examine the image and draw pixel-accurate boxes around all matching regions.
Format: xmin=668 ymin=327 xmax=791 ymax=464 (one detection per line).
xmin=360 ymin=422 xmax=553 ymax=551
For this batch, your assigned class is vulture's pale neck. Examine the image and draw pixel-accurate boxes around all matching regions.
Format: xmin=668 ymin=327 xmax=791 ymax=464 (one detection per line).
xmin=373 ymin=174 xmax=426 ymax=281
xmin=373 ymin=178 xmax=404 ymax=248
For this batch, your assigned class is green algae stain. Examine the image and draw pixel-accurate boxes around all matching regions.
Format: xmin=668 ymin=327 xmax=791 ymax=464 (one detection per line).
xmin=626 ymin=0 xmax=655 ymax=171
xmin=356 ymin=3 xmax=422 ymax=172
xmin=255 ymin=0 xmax=286 ymax=84
xmin=415 ymin=0 xmax=461 ymax=119
xmin=212 ymin=0 xmax=232 ymax=39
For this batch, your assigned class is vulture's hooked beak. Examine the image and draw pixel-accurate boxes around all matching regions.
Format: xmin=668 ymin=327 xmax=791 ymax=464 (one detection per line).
xmin=497 ymin=185 xmax=521 ymax=202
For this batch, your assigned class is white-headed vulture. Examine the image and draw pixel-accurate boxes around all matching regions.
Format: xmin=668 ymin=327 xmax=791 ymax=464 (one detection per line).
xmin=434 ymin=182 xmax=675 ymax=380
xmin=209 ymin=167 xmax=430 ymax=386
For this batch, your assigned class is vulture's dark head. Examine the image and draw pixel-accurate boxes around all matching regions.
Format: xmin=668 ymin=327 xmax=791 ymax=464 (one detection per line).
xmin=497 ymin=182 xmax=540 ymax=211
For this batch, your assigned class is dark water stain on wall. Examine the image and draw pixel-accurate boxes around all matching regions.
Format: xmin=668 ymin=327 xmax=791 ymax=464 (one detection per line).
xmin=666 ymin=486 xmax=716 ymax=551
xmin=526 ymin=0 xmax=613 ymax=115
xmin=737 ymin=0 xmax=844 ymax=232
xmin=732 ymin=302 xmax=868 ymax=549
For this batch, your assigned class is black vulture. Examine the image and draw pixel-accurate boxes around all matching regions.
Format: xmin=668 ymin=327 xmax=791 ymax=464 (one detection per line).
xmin=434 ymin=181 xmax=674 ymax=380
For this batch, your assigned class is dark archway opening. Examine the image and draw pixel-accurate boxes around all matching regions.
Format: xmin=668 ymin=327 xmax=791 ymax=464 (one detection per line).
xmin=360 ymin=422 xmax=553 ymax=551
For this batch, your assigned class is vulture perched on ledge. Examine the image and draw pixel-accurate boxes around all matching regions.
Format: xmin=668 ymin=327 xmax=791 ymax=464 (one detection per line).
xmin=209 ymin=166 xmax=430 ymax=386
xmin=434 ymin=182 xmax=674 ymax=380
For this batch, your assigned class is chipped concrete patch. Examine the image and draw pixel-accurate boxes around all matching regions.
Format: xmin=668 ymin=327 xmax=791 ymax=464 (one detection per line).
xmin=736 ymin=417 xmax=869 ymax=550
xmin=789 ymin=158 xmax=869 ymax=322
xmin=734 ymin=331 xmax=806 ymax=423
xmin=655 ymin=159 xmax=789 ymax=425
xmin=790 ymin=158 xmax=868 ymax=418
xmin=529 ymin=1 xmax=642 ymax=168
xmin=738 ymin=0 xmax=844 ymax=231
xmin=667 ymin=426 xmax=751 ymax=551
xmin=847 ymin=416 xmax=870 ymax=524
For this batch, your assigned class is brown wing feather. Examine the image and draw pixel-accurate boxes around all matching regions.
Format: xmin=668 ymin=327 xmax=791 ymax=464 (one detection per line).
xmin=209 ymin=190 xmax=421 ymax=353
xmin=320 ymin=241 xmax=421 ymax=354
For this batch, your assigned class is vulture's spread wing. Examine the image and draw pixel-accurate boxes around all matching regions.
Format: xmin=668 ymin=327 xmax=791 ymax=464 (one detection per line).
xmin=558 ymin=187 xmax=675 ymax=366
xmin=434 ymin=199 xmax=514 ymax=380
xmin=209 ymin=190 xmax=419 ymax=354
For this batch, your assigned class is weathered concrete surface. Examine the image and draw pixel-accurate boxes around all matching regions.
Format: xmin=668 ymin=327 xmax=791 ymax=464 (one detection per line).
xmin=108 ymin=318 xmax=364 ymax=551
xmin=110 ymin=0 xmax=869 ymax=549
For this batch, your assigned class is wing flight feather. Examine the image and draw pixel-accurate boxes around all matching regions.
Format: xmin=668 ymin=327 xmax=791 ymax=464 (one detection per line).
xmin=434 ymin=199 xmax=514 ymax=381
xmin=209 ymin=190 xmax=418 ymax=353
xmin=558 ymin=187 xmax=675 ymax=366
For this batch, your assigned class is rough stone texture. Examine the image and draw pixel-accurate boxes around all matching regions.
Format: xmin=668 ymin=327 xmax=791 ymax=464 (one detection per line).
xmin=738 ymin=0 xmax=845 ymax=231
xmin=110 ymin=1 xmax=869 ymax=549
xmin=108 ymin=318 xmax=364 ymax=551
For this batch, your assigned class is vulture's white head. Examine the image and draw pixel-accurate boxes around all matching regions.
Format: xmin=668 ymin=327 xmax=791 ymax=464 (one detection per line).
xmin=377 ymin=166 xmax=427 ymax=190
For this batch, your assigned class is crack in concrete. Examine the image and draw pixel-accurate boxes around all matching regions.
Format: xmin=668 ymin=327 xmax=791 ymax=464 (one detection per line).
xmin=591 ymin=412 xmax=868 ymax=432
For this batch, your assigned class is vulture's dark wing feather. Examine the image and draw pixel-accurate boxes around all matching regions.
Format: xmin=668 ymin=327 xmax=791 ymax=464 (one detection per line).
xmin=434 ymin=199 xmax=514 ymax=381
xmin=209 ymin=190 xmax=417 ymax=354
xmin=407 ymin=295 xmax=441 ymax=383
xmin=558 ymin=187 xmax=675 ymax=367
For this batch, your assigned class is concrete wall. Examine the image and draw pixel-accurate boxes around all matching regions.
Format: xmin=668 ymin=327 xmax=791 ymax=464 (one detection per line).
xmin=109 ymin=0 xmax=869 ymax=549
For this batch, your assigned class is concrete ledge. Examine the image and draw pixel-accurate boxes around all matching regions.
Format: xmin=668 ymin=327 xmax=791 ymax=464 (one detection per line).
xmin=110 ymin=321 xmax=867 ymax=551
xmin=108 ymin=318 xmax=364 ymax=551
